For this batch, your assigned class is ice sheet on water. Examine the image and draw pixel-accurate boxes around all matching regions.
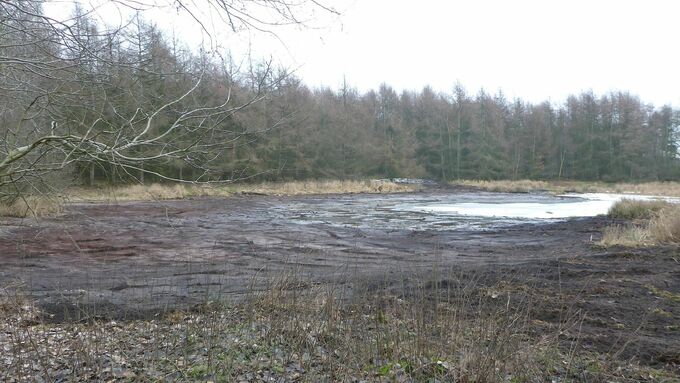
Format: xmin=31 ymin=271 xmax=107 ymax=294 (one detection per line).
xmin=407 ymin=193 xmax=679 ymax=219
xmin=270 ymin=192 xmax=679 ymax=232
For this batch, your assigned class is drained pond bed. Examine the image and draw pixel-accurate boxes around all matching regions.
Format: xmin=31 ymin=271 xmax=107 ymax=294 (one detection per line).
xmin=1 ymin=189 xmax=679 ymax=381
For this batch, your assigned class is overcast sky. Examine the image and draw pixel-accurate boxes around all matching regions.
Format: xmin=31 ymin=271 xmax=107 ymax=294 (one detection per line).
xmin=48 ymin=0 xmax=680 ymax=106
xmin=271 ymin=0 xmax=679 ymax=106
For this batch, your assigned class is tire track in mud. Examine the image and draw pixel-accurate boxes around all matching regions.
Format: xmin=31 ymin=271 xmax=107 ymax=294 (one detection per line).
xmin=0 ymin=193 xmax=604 ymax=316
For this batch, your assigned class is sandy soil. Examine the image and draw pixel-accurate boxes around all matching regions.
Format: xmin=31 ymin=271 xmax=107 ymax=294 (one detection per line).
xmin=1 ymin=190 xmax=679 ymax=367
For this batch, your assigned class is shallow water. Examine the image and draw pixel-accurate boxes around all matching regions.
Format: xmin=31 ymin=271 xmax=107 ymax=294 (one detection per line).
xmin=403 ymin=193 xmax=679 ymax=219
xmin=272 ymin=192 xmax=676 ymax=231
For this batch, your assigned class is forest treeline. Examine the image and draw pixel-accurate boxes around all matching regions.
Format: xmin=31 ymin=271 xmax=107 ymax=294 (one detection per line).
xmin=174 ymin=65 xmax=680 ymax=182
xmin=86 ymin=73 xmax=680 ymax=182
xmin=2 ymin=6 xmax=678 ymax=186
xmin=244 ymin=82 xmax=679 ymax=182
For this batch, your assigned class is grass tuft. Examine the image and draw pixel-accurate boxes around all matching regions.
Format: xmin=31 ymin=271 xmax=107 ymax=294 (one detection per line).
xmin=600 ymin=203 xmax=680 ymax=247
xmin=647 ymin=206 xmax=680 ymax=243
xmin=607 ymin=198 xmax=671 ymax=220
xmin=600 ymin=225 xmax=652 ymax=247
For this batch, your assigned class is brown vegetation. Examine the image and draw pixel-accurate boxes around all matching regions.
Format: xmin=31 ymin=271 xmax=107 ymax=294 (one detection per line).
xmin=601 ymin=200 xmax=680 ymax=247
xmin=607 ymin=198 xmax=671 ymax=220
xmin=0 ymin=180 xmax=415 ymax=217
xmin=235 ymin=179 xmax=415 ymax=196
xmin=457 ymin=179 xmax=554 ymax=193
xmin=66 ymin=180 xmax=416 ymax=203
xmin=647 ymin=207 xmax=680 ymax=243
xmin=0 ymin=196 xmax=63 ymax=218
xmin=457 ymin=179 xmax=680 ymax=197
xmin=600 ymin=225 xmax=654 ymax=247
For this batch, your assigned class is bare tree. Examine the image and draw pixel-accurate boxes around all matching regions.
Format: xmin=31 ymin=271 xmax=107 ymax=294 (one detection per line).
xmin=0 ymin=0 xmax=337 ymax=201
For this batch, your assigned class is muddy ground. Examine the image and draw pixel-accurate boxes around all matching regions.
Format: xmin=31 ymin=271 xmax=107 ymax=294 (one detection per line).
xmin=0 ymin=190 xmax=679 ymax=368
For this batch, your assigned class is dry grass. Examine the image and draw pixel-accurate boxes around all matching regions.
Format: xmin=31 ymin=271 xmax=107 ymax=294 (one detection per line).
xmin=647 ymin=206 xmax=680 ymax=243
xmin=67 ymin=183 xmax=227 ymax=202
xmin=456 ymin=179 xmax=680 ymax=196
xmin=241 ymin=179 xmax=414 ymax=195
xmin=457 ymin=179 xmax=553 ymax=193
xmin=0 ymin=196 xmax=63 ymax=218
xmin=607 ymin=198 xmax=672 ymax=220
xmin=604 ymin=181 xmax=680 ymax=197
xmin=601 ymin=202 xmax=680 ymax=247
xmin=600 ymin=225 xmax=653 ymax=247
xmin=2 ymin=180 xmax=413 ymax=216
xmin=67 ymin=180 xmax=416 ymax=203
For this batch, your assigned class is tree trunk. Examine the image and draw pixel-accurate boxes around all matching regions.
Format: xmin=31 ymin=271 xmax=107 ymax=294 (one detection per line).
xmin=456 ymin=105 xmax=462 ymax=180
xmin=89 ymin=163 xmax=95 ymax=186
xmin=439 ymin=122 xmax=446 ymax=180
xmin=558 ymin=149 xmax=566 ymax=180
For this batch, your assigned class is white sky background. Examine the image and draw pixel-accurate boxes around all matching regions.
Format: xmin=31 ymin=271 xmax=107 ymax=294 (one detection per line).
xmin=288 ymin=0 xmax=680 ymax=106
xmin=46 ymin=0 xmax=679 ymax=106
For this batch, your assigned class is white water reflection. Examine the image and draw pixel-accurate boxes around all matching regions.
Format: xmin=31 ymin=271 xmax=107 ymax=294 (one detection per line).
xmin=408 ymin=193 xmax=677 ymax=219
xmin=275 ymin=192 xmax=679 ymax=232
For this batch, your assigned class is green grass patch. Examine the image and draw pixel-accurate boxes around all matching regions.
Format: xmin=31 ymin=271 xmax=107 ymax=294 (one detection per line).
xmin=646 ymin=284 xmax=680 ymax=303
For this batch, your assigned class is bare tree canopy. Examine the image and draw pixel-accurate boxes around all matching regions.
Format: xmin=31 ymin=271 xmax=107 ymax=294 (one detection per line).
xmin=0 ymin=0 xmax=337 ymax=200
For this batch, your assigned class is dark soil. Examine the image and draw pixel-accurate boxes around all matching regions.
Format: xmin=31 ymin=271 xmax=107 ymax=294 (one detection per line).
xmin=1 ymin=191 xmax=679 ymax=369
